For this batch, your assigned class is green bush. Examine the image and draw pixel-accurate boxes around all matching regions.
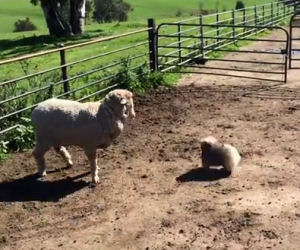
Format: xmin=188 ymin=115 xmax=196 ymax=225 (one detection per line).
xmin=93 ymin=0 xmax=132 ymax=23
xmin=235 ymin=1 xmax=245 ymax=10
xmin=14 ymin=17 xmax=37 ymax=32
xmin=111 ymin=58 xmax=166 ymax=93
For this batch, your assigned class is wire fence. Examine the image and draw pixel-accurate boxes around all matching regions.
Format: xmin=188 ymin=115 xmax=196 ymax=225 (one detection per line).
xmin=0 ymin=0 xmax=297 ymax=140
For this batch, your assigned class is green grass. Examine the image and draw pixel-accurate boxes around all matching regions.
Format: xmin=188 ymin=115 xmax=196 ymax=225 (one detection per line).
xmin=0 ymin=0 xmax=273 ymax=37
xmin=0 ymin=0 xmax=276 ymax=61
xmin=0 ymin=0 xmax=45 ymax=34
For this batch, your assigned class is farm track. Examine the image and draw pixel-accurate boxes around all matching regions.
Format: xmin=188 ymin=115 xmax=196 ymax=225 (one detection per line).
xmin=0 ymin=28 xmax=300 ymax=250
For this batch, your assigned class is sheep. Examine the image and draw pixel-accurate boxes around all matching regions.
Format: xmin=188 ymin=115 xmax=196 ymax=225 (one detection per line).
xmin=31 ymin=89 xmax=135 ymax=184
xmin=200 ymin=136 xmax=241 ymax=175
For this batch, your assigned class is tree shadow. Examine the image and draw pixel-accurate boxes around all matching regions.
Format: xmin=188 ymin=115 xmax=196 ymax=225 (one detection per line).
xmin=176 ymin=167 xmax=231 ymax=182
xmin=0 ymin=172 xmax=89 ymax=202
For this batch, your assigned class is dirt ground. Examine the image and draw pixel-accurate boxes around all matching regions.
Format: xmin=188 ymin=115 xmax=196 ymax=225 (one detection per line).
xmin=0 ymin=29 xmax=300 ymax=250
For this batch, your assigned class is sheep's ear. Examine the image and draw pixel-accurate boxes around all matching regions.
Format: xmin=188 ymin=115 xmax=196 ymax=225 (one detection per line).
xmin=120 ymin=98 xmax=127 ymax=105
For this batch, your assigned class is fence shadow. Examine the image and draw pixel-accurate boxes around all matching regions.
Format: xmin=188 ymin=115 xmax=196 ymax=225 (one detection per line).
xmin=0 ymin=172 xmax=89 ymax=202
xmin=176 ymin=167 xmax=231 ymax=182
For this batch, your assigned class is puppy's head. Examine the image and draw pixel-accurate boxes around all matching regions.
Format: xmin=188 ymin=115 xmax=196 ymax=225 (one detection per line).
xmin=106 ymin=89 xmax=136 ymax=118
xmin=200 ymin=136 xmax=218 ymax=151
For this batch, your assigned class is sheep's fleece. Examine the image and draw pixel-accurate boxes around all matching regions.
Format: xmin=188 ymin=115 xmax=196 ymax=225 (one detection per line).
xmin=31 ymin=89 xmax=135 ymax=183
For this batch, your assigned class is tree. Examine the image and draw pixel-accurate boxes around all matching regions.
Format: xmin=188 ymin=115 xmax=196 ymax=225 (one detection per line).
xmin=31 ymin=0 xmax=85 ymax=37
xmin=235 ymin=1 xmax=245 ymax=10
xmin=93 ymin=0 xmax=131 ymax=23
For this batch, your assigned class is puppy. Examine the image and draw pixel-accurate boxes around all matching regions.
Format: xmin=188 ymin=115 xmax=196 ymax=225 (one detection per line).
xmin=200 ymin=136 xmax=241 ymax=174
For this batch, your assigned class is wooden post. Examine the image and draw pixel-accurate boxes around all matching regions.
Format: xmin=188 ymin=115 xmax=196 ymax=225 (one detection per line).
xmin=271 ymin=2 xmax=274 ymax=25
xmin=199 ymin=15 xmax=204 ymax=57
xmin=262 ymin=5 xmax=265 ymax=25
xmin=232 ymin=9 xmax=236 ymax=44
xmin=216 ymin=11 xmax=220 ymax=47
xmin=254 ymin=5 xmax=258 ymax=34
xmin=243 ymin=8 xmax=246 ymax=33
xmin=59 ymin=44 xmax=69 ymax=94
xmin=147 ymin=18 xmax=158 ymax=72
xmin=177 ymin=23 xmax=182 ymax=62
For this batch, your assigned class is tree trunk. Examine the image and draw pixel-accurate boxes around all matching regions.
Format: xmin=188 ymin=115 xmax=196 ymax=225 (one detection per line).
xmin=41 ymin=1 xmax=72 ymax=37
xmin=70 ymin=0 xmax=85 ymax=35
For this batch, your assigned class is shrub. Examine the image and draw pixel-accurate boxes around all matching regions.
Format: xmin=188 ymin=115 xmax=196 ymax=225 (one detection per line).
xmin=111 ymin=58 xmax=166 ymax=93
xmin=14 ymin=18 xmax=37 ymax=32
xmin=176 ymin=9 xmax=182 ymax=17
xmin=93 ymin=0 xmax=132 ymax=23
xmin=235 ymin=1 xmax=245 ymax=10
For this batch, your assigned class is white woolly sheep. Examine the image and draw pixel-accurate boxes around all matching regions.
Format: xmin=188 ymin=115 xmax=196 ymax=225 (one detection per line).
xmin=31 ymin=89 xmax=135 ymax=184
xmin=200 ymin=136 xmax=241 ymax=174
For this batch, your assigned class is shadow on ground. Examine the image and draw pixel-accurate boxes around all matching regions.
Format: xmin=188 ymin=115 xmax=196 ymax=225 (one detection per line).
xmin=0 ymin=171 xmax=89 ymax=202
xmin=176 ymin=167 xmax=231 ymax=182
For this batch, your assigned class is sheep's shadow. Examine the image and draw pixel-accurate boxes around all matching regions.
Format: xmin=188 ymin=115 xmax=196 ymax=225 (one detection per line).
xmin=176 ymin=167 xmax=231 ymax=182
xmin=0 ymin=171 xmax=89 ymax=202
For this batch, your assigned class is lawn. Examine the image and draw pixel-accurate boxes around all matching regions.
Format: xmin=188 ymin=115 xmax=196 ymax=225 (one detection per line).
xmin=0 ymin=0 xmax=273 ymax=38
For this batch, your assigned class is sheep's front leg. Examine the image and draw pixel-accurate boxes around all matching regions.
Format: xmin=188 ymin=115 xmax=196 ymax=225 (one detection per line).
xmin=84 ymin=148 xmax=99 ymax=184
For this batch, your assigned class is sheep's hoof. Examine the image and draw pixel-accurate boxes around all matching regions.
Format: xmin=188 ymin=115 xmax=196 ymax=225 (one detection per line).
xmin=67 ymin=160 xmax=73 ymax=168
xmin=92 ymin=176 xmax=100 ymax=184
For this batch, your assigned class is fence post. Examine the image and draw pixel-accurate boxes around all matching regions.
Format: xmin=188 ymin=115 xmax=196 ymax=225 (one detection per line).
xmin=277 ymin=1 xmax=279 ymax=19
xmin=271 ymin=2 xmax=274 ymax=25
xmin=177 ymin=22 xmax=182 ymax=63
xmin=232 ymin=9 xmax=236 ymax=44
xmin=216 ymin=11 xmax=220 ymax=47
xmin=254 ymin=5 xmax=258 ymax=34
xmin=59 ymin=44 xmax=69 ymax=94
xmin=243 ymin=8 xmax=246 ymax=33
xmin=262 ymin=5 xmax=265 ymax=25
xmin=147 ymin=18 xmax=158 ymax=72
xmin=199 ymin=15 xmax=204 ymax=57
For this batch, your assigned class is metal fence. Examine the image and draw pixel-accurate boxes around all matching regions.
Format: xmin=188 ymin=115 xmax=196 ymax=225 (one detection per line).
xmin=289 ymin=2 xmax=300 ymax=68
xmin=0 ymin=28 xmax=151 ymax=137
xmin=0 ymin=0 xmax=297 ymax=140
xmin=153 ymin=1 xmax=295 ymax=83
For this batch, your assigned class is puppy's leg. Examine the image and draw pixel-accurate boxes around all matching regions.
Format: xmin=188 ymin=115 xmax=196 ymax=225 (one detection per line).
xmin=54 ymin=146 xmax=73 ymax=167
xmin=202 ymin=158 xmax=210 ymax=169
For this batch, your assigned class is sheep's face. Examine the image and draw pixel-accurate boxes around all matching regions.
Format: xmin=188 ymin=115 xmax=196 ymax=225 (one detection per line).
xmin=107 ymin=89 xmax=136 ymax=119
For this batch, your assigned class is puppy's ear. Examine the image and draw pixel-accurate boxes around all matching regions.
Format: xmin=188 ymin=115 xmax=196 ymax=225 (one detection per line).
xmin=120 ymin=98 xmax=127 ymax=105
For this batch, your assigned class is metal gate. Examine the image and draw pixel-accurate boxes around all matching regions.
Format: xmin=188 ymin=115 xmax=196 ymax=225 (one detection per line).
xmin=289 ymin=3 xmax=300 ymax=69
xmin=156 ymin=23 xmax=289 ymax=83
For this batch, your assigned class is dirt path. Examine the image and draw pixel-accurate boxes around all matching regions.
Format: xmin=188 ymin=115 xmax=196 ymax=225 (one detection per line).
xmin=0 ymin=29 xmax=300 ymax=250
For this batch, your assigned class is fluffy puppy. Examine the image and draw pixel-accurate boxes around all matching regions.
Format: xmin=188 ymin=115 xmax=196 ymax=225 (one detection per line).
xmin=200 ymin=136 xmax=241 ymax=174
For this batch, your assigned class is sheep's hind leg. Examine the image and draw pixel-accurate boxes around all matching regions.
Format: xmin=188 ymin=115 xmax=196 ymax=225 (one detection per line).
xmin=33 ymin=143 xmax=50 ymax=177
xmin=54 ymin=146 xmax=73 ymax=167
xmin=84 ymin=148 xmax=99 ymax=184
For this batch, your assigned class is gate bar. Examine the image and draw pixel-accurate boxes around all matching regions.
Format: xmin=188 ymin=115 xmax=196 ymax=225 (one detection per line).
xmin=156 ymin=23 xmax=289 ymax=83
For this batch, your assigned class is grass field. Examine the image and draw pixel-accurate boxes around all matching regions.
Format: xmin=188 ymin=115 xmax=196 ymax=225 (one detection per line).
xmin=0 ymin=0 xmax=273 ymax=37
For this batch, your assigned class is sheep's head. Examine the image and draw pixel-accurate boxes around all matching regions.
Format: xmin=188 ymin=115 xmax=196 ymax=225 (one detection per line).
xmin=105 ymin=89 xmax=136 ymax=119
